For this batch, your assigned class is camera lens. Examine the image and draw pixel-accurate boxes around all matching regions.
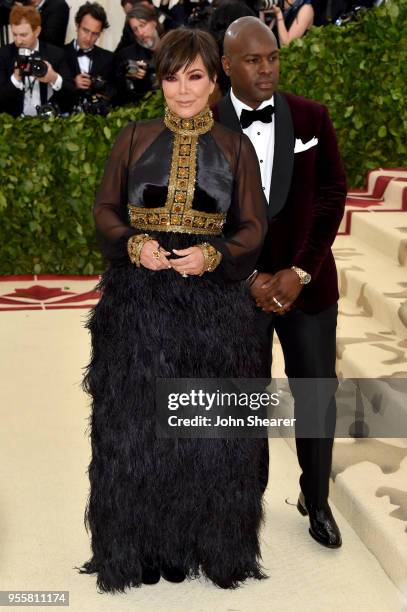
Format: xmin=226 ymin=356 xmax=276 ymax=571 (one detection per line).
xmin=31 ymin=59 xmax=48 ymax=78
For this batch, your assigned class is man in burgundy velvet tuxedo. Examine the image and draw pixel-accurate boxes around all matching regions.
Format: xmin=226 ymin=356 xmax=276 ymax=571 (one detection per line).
xmin=213 ymin=16 xmax=346 ymax=548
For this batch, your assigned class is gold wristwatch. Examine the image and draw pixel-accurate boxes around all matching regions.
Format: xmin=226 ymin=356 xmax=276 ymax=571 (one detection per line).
xmin=291 ymin=266 xmax=311 ymax=285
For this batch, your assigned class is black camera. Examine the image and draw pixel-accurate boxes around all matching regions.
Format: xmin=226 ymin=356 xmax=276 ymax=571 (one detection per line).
xmin=89 ymin=75 xmax=107 ymax=93
xmin=73 ymin=95 xmax=111 ymax=116
xmin=256 ymin=0 xmax=285 ymax=10
xmin=16 ymin=48 xmax=48 ymax=78
xmin=121 ymin=58 xmax=155 ymax=79
xmin=335 ymin=5 xmax=368 ymax=25
xmin=36 ymin=102 xmax=60 ymax=118
xmin=119 ymin=58 xmax=157 ymax=92
xmin=187 ymin=1 xmax=213 ymax=29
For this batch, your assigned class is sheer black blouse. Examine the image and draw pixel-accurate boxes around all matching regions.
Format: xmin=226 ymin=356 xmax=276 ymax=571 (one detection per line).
xmin=93 ymin=118 xmax=267 ymax=281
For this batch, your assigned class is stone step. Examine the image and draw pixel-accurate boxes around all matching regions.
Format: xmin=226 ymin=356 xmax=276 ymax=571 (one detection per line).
xmin=350 ymin=211 xmax=407 ymax=265
xmin=340 ymin=178 xmax=407 ymax=234
xmin=330 ymin=437 xmax=407 ymax=592
xmin=336 ymin=297 xmax=406 ymax=378
xmin=333 ymin=234 xmax=407 ymax=339
xmin=283 ymin=435 xmax=407 ymax=592
xmin=349 ymin=168 xmax=407 ymax=197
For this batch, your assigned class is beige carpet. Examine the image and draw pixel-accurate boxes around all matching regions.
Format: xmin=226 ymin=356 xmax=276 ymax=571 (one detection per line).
xmin=0 ymin=309 xmax=404 ymax=612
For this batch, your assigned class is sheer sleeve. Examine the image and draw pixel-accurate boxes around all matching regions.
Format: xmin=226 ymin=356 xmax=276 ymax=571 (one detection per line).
xmin=209 ymin=132 xmax=268 ymax=281
xmin=93 ymin=122 xmax=138 ymax=261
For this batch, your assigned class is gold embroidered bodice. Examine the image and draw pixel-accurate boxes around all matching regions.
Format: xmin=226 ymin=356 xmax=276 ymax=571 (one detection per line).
xmin=128 ymin=106 xmax=227 ymax=236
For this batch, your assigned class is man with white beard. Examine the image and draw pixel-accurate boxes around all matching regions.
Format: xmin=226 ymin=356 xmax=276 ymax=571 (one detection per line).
xmin=114 ymin=4 xmax=161 ymax=106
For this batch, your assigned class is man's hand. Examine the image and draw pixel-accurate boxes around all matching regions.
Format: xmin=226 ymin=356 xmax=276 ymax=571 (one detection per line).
xmin=249 ymin=272 xmax=273 ymax=302
xmin=250 ymin=272 xmax=284 ymax=314
xmin=257 ymin=269 xmax=302 ymax=313
xmin=127 ymin=60 xmax=147 ymax=80
xmin=13 ymin=64 xmax=22 ymax=83
xmin=75 ymin=73 xmax=92 ymax=90
xmin=38 ymin=61 xmax=59 ymax=85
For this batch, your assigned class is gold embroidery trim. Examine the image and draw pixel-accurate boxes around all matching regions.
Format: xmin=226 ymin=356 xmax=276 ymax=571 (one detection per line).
xmin=128 ymin=105 xmax=225 ymax=236
xmin=164 ymin=104 xmax=214 ymax=136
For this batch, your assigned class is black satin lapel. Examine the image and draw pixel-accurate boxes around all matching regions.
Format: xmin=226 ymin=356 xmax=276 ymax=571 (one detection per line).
xmin=39 ymin=82 xmax=48 ymax=105
xmin=90 ymin=49 xmax=100 ymax=76
xmin=217 ymin=92 xmax=242 ymax=133
xmin=268 ymin=91 xmax=295 ymax=218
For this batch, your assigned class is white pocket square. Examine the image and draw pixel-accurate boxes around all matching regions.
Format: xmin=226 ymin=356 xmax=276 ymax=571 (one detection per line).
xmin=294 ymin=137 xmax=319 ymax=153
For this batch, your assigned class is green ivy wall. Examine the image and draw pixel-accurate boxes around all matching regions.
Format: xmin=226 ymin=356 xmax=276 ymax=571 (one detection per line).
xmin=0 ymin=0 xmax=405 ymax=274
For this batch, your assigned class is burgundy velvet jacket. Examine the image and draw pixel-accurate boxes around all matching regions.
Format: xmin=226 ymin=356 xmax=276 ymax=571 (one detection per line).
xmin=213 ymin=91 xmax=347 ymax=314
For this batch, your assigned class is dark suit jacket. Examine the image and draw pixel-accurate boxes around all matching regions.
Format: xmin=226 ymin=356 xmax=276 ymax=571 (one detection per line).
xmin=64 ymin=40 xmax=116 ymax=105
xmin=213 ymin=91 xmax=347 ymax=314
xmin=0 ymin=41 xmax=75 ymax=117
xmin=38 ymin=0 xmax=70 ymax=48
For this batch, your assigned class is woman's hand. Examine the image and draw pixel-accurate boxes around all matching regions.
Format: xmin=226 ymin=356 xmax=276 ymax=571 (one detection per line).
xmin=271 ymin=5 xmax=283 ymax=21
xmin=140 ymin=240 xmax=172 ymax=271
xmin=170 ymin=247 xmax=205 ymax=276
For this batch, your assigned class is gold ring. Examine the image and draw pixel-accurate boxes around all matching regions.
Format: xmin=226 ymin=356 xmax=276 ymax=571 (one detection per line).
xmin=152 ymin=249 xmax=161 ymax=259
xmin=273 ymin=297 xmax=283 ymax=309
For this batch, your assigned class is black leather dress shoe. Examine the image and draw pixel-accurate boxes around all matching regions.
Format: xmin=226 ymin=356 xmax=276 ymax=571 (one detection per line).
xmin=297 ymin=492 xmax=342 ymax=549
xmin=161 ymin=564 xmax=186 ymax=583
xmin=141 ymin=566 xmax=161 ymax=585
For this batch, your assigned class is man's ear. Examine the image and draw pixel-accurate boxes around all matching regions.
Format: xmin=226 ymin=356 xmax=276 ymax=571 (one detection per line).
xmin=209 ymin=76 xmax=216 ymax=95
xmin=221 ymin=55 xmax=231 ymax=76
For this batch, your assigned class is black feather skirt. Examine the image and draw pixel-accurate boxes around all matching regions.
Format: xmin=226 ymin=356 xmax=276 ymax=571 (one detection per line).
xmin=78 ymin=232 xmax=267 ymax=592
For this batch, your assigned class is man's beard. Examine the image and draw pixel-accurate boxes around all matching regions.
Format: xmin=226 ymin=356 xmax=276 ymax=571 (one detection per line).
xmin=138 ymin=32 xmax=158 ymax=50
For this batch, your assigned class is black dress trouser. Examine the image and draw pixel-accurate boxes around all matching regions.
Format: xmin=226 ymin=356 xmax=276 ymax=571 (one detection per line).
xmin=256 ymin=302 xmax=338 ymax=506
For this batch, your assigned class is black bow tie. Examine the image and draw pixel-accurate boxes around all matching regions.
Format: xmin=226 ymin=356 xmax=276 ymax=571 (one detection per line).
xmin=77 ymin=48 xmax=94 ymax=58
xmin=240 ymin=105 xmax=274 ymax=129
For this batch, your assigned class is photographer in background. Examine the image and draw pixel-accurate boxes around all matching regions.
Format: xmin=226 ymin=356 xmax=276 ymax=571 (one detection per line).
xmin=259 ymin=0 xmax=314 ymax=46
xmin=30 ymin=0 xmax=70 ymax=47
xmin=64 ymin=2 xmax=115 ymax=114
xmin=0 ymin=5 xmax=74 ymax=116
xmin=115 ymin=0 xmax=182 ymax=55
xmin=114 ymin=4 xmax=161 ymax=106
xmin=115 ymin=0 xmax=141 ymax=54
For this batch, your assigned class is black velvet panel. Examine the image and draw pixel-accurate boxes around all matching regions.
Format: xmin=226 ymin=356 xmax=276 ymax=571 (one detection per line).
xmin=128 ymin=129 xmax=171 ymax=209
xmin=127 ymin=129 xmax=234 ymax=214
xmin=194 ymin=133 xmax=234 ymax=214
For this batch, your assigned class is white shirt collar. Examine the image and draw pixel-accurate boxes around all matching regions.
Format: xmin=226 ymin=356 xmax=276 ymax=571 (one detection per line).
xmin=37 ymin=0 xmax=46 ymax=10
xmin=230 ymin=88 xmax=274 ymax=120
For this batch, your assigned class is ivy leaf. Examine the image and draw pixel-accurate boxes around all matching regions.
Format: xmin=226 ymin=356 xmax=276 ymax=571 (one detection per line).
xmin=0 ymin=191 xmax=7 ymax=210
xmin=66 ymin=142 xmax=79 ymax=152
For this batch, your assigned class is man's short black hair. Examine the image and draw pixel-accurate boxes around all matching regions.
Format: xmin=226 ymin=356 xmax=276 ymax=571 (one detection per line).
xmin=120 ymin=0 xmax=152 ymax=7
xmin=75 ymin=2 xmax=110 ymax=30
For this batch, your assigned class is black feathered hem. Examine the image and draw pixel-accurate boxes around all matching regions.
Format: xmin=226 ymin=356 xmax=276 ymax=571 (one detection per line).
xmin=79 ymin=233 xmax=267 ymax=592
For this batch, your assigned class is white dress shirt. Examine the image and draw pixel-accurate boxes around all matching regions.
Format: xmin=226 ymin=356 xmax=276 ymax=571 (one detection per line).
xmin=10 ymin=41 xmax=63 ymax=117
xmin=230 ymin=88 xmax=275 ymax=203
xmin=74 ymin=39 xmax=92 ymax=75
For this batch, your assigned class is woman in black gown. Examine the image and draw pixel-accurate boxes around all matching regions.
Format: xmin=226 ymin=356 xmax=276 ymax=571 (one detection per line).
xmin=78 ymin=27 xmax=268 ymax=592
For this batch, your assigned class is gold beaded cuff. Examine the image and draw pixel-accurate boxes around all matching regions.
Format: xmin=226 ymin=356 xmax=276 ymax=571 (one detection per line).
xmin=127 ymin=233 xmax=152 ymax=267
xmin=197 ymin=242 xmax=223 ymax=274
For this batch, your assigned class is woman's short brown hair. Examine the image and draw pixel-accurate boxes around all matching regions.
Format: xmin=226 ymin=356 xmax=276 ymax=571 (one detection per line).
xmin=154 ymin=28 xmax=220 ymax=84
xmin=10 ymin=5 xmax=41 ymax=30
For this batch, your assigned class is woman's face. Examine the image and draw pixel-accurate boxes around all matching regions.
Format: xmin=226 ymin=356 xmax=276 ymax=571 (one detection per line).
xmin=162 ymin=54 xmax=216 ymax=119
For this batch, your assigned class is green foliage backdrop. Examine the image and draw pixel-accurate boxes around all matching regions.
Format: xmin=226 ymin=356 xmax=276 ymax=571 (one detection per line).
xmin=0 ymin=0 xmax=406 ymax=274
xmin=279 ymin=0 xmax=407 ymax=188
